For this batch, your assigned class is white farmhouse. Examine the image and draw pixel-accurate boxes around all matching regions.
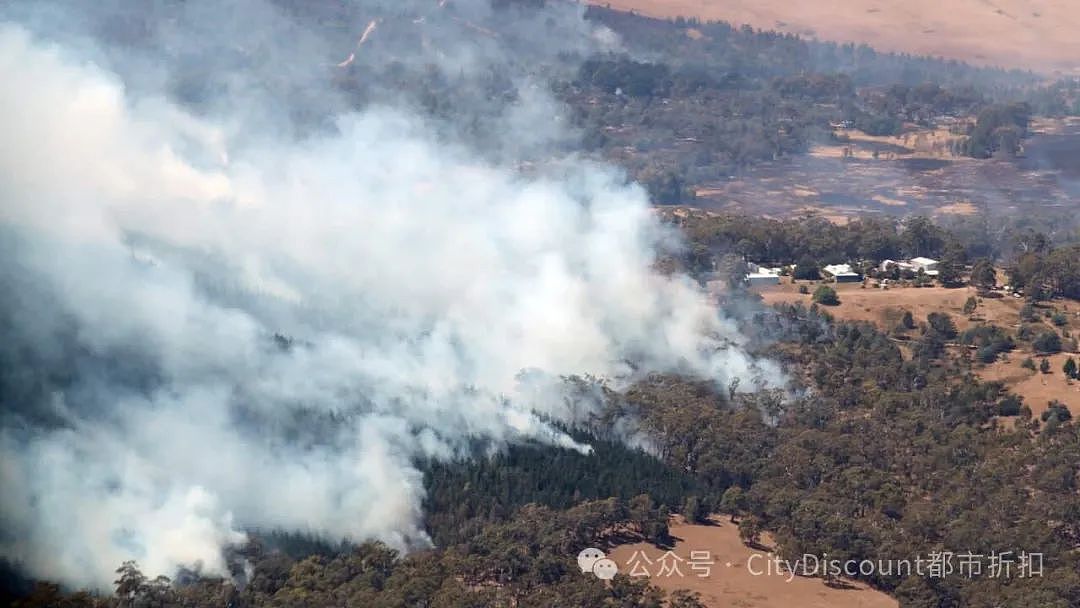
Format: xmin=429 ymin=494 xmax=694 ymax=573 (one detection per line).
xmin=823 ymin=263 xmax=862 ymax=283
xmin=909 ymin=257 xmax=940 ymax=276
xmin=745 ymin=263 xmax=782 ymax=286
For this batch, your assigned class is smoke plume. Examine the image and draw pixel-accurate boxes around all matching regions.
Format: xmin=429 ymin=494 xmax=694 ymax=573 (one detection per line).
xmin=0 ymin=0 xmax=778 ymax=590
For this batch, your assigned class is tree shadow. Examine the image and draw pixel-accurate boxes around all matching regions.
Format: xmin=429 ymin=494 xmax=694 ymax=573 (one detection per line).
xmin=823 ymin=578 xmax=860 ymax=591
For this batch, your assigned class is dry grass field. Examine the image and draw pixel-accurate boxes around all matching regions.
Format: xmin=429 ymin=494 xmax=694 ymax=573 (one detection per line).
xmin=757 ymin=280 xmax=1015 ymax=333
xmin=593 ymin=0 xmax=1080 ymax=73
xmin=810 ymin=127 xmax=967 ymax=162
xmin=609 ymin=515 xmax=897 ymax=608
xmin=756 ymin=279 xmax=1080 ymax=417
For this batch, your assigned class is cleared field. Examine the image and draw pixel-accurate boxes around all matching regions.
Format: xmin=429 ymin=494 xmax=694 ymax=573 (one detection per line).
xmin=811 ymin=127 xmax=967 ymax=162
xmin=757 ymin=280 xmax=1080 ymax=416
xmin=756 ymin=280 xmax=1020 ymax=333
xmin=593 ymin=0 xmax=1080 ymax=73
xmin=980 ymin=352 xmax=1080 ymax=416
xmin=609 ymin=515 xmax=897 ymax=608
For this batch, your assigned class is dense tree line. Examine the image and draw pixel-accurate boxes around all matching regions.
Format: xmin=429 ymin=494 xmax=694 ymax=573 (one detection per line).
xmin=961 ymin=102 xmax=1032 ymax=158
xmin=584 ymin=7 xmax=1039 ymax=90
xmin=12 ymin=300 xmax=1080 ymax=607
xmin=664 ymin=210 xmax=956 ymax=275
xmin=664 ymin=209 xmax=1080 ymax=285
xmin=7 ymin=502 xmax=694 ymax=608
xmin=422 ymin=435 xmax=701 ymax=546
xmin=1009 ymin=243 xmax=1080 ymax=301
xmin=9 ymin=4 xmax=1080 ymax=607
xmin=621 ymin=306 xmax=1080 ymax=606
xmin=562 ymin=8 xmax=1075 ymax=202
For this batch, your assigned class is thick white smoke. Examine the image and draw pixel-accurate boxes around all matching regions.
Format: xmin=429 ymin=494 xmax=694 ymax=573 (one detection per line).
xmin=0 ymin=4 xmax=778 ymax=591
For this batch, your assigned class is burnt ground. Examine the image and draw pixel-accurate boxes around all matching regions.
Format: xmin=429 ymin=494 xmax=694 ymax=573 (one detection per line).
xmin=688 ymin=119 xmax=1080 ymax=225
xmin=692 ymin=153 xmax=1076 ymax=223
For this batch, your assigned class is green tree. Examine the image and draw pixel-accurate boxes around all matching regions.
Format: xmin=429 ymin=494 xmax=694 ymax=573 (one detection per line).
xmin=970 ymin=259 xmax=997 ymax=290
xmin=1064 ymin=357 xmax=1077 ymax=379
xmin=926 ymin=312 xmax=958 ymax=340
xmin=998 ymin=395 xmax=1023 ymax=416
xmin=963 ymin=296 xmax=978 ymax=315
xmin=716 ymin=254 xmax=749 ymax=290
xmin=901 ymin=216 xmax=945 ymax=258
xmin=718 ymin=486 xmax=747 ymax=522
xmin=812 ymin=285 xmax=839 ymax=306
xmin=114 ymin=561 xmax=146 ymax=600
xmin=901 ymin=310 xmax=916 ymax=329
xmin=793 ymin=257 xmax=821 ymax=281
xmin=682 ymin=495 xmax=707 ymax=524
xmin=1033 ymin=331 xmax=1063 ymax=354
xmin=1040 ymin=358 xmax=1052 ymax=374
xmin=1020 ymin=302 xmax=1037 ymax=322
xmin=937 ymin=242 xmax=966 ymax=287
xmin=737 ymin=516 xmax=763 ymax=548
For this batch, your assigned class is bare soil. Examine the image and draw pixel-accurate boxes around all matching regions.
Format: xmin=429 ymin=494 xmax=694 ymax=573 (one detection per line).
xmin=608 ymin=515 xmax=897 ymax=608
xmin=980 ymin=351 xmax=1080 ymax=416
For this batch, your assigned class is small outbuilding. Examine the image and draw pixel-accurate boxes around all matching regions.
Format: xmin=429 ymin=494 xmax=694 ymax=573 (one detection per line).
xmin=823 ymin=263 xmax=862 ymax=283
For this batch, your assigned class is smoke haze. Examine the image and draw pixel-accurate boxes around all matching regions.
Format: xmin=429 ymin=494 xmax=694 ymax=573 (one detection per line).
xmin=0 ymin=0 xmax=778 ymax=590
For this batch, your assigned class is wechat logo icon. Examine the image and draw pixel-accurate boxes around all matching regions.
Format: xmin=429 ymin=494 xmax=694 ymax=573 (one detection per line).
xmin=578 ymin=547 xmax=618 ymax=580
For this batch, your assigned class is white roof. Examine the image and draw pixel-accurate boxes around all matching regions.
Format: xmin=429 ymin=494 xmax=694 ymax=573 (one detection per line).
xmin=753 ymin=269 xmax=782 ymax=276
xmin=910 ymin=257 xmax=938 ymax=265
xmin=824 ymin=263 xmax=858 ymax=276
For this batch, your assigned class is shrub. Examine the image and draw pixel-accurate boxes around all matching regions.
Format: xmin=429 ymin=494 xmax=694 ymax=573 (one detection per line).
xmin=926 ymin=312 xmax=958 ymax=340
xmin=1021 ymin=357 xmax=1036 ymax=371
xmin=1064 ymin=357 xmax=1078 ymax=379
xmin=960 ymin=325 xmax=1014 ymax=364
xmin=963 ymin=296 xmax=978 ymax=315
xmin=1033 ymin=331 xmax=1063 ymax=354
xmin=682 ymin=495 xmax=708 ymax=524
xmin=798 ymin=284 xmax=809 ymax=295
xmin=997 ymin=395 xmax=1023 ymax=416
xmin=1041 ymin=402 xmax=1072 ymax=423
xmin=976 ymin=345 xmax=998 ymax=364
xmin=1052 ymin=312 xmax=1068 ymax=327
xmin=812 ymin=285 xmax=840 ymax=306
xmin=1020 ymin=303 xmax=1037 ymax=322
xmin=901 ymin=310 xmax=915 ymax=329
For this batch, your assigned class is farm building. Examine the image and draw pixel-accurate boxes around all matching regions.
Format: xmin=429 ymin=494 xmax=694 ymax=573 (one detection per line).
xmin=910 ymin=257 xmax=940 ymax=276
xmin=746 ymin=270 xmax=781 ymax=286
xmin=745 ymin=263 xmax=782 ymax=286
xmin=823 ymin=263 xmax=862 ymax=282
xmin=880 ymin=257 xmax=939 ymax=277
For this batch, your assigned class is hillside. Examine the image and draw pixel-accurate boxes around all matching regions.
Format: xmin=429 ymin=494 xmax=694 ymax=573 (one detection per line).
xmin=610 ymin=516 xmax=897 ymax=608
xmin=593 ymin=0 xmax=1080 ymax=73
